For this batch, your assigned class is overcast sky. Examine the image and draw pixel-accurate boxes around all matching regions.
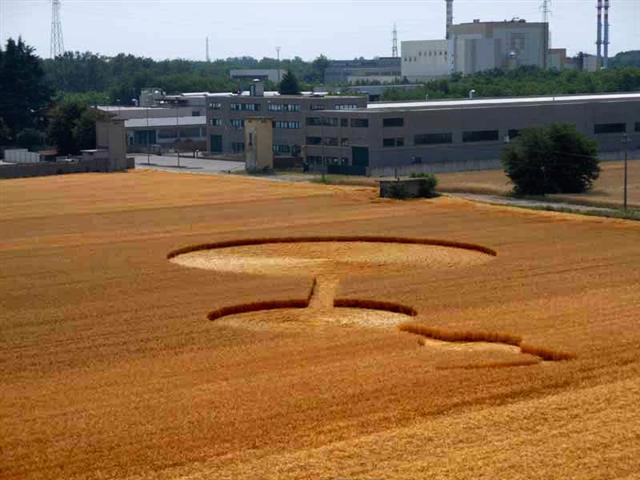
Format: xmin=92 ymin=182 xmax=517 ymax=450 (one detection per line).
xmin=1 ymin=0 xmax=638 ymax=61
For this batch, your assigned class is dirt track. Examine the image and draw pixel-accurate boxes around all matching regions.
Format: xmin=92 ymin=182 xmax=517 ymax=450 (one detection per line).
xmin=2 ymin=170 xmax=640 ymax=479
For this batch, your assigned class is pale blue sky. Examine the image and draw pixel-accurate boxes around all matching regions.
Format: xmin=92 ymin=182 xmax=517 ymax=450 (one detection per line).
xmin=1 ymin=0 xmax=638 ymax=61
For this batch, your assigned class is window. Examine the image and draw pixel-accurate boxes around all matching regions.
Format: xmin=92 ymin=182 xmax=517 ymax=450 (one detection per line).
xmin=341 ymin=138 xmax=350 ymax=146
xmin=273 ymin=144 xmax=291 ymax=154
xmin=310 ymin=104 xmax=326 ymax=111
xmin=383 ymin=138 xmax=405 ymax=148
xmin=273 ymin=120 xmax=300 ymax=129
xmin=508 ymin=129 xmax=520 ymax=139
xmin=248 ymin=133 xmax=253 ymax=147
xmin=158 ymin=128 xmax=178 ymax=139
xmin=306 ymin=117 xmax=338 ymax=127
xmin=230 ymin=119 xmax=245 ymax=128
xmin=414 ymin=133 xmax=453 ymax=145
xmin=209 ymin=102 xmax=222 ymax=110
xmin=383 ymin=118 xmax=404 ymax=128
xmin=232 ymin=142 xmax=245 ymax=153
xmin=335 ymin=104 xmax=359 ymax=110
xmin=306 ymin=136 xmax=322 ymax=145
xmin=268 ymin=103 xmax=300 ymax=112
xmin=306 ymin=155 xmax=323 ymax=164
xmin=192 ymin=111 xmax=200 ymax=117
xmin=594 ymin=123 xmax=626 ymax=134
xmin=210 ymin=118 xmax=222 ymax=127
xmin=636 ymin=122 xmax=640 ymax=132
xmin=351 ymin=118 xmax=369 ymax=128
xmin=230 ymin=103 xmax=260 ymax=112
xmin=323 ymin=137 xmax=338 ymax=146
xmin=463 ymin=130 xmax=499 ymax=142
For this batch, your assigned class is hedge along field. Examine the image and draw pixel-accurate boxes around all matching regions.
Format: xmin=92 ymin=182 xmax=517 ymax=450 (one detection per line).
xmin=1 ymin=170 xmax=640 ymax=479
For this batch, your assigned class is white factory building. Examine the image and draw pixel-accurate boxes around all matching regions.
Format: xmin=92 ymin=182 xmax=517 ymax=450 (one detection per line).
xmin=401 ymin=19 xmax=549 ymax=81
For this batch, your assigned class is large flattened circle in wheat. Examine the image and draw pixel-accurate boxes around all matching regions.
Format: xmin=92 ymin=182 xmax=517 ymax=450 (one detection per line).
xmin=170 ymin=241 xmax=494 ymax=277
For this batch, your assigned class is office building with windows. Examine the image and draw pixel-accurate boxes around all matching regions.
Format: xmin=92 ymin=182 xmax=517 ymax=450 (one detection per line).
xmin=204 ymin=91 xmax=367 ymax=156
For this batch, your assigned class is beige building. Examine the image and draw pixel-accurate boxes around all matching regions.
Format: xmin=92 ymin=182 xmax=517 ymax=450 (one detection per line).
xmin=245 ymin=117 xmax=274 ymax=172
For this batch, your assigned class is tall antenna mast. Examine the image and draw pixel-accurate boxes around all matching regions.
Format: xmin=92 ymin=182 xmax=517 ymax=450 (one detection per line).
xmin=50 ymin=0 xmax=64 ymax=59
xmin=206 ymin=37 xmax=211 ymax=62
xmin=541 ymin=0 xmax=551 ymax=24
xmin=392 ymin=24 xmax=398 ymax=58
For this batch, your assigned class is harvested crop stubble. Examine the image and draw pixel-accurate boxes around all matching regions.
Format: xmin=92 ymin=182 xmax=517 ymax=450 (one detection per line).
xmin=2 ymin=170 xmax=640 ymax=479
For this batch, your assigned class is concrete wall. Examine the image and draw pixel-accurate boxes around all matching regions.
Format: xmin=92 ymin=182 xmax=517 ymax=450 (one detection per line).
xmin=0 ymin=157 xmax=134 ymax=179
xmin=97 ymin=119 xmax=128 ymax=171
xmin=4 ymin=149 xmax=40 ymax=163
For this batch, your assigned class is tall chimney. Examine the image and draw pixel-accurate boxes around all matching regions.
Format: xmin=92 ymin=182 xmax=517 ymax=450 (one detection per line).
xmin=446 ymin=0 xmax=453 ymax=39
xmin=603 ymin=0 xmax=610 ymax=68
xmin=596 ymin=0 xmax=603 ymax=67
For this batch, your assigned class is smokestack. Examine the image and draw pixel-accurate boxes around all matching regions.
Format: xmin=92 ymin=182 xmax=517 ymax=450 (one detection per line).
xmin=603 ymin=0 xmax=610 ymax=68
xmin=446 ymin=0 xmax=453 ymax=39
xmin=596 ymin=0 xmax=603 ymax=67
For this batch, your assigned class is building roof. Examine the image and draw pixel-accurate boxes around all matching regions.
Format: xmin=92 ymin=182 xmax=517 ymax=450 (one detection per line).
xmin=364 ymin=92 xmax=640 ymax=112
xmin=125 ymin=116 xmax=207 ymax=128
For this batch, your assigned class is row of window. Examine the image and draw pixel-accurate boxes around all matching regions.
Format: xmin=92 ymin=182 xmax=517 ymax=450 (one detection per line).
xmin=273 ymin=120 xmax=300 ymax=129
xmin=384 ymin=130 xmax=498 ymax=148
xmin=230 ymin=103 xmax=261 ymax=111
xmin=593 ymin=122 xmax=640 ymax=134
xmin=306 ymin=156 xmax=349 ymax=165
xmin=404 ymin=51 xmax=447 ymax=63
xmin=268 ymin=103 xmax=300 ymax=112
xmin=306 ymin=137 xmax=350 ymax=146
xmin=210 ymin=102 xmax=360 ymax=112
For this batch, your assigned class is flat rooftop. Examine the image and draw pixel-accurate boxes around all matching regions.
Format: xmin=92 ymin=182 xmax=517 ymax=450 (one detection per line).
xmin=125 ymin=116 xmax=207 ymax=128
xmin=363 ymin=92 xmax=640 ymax=112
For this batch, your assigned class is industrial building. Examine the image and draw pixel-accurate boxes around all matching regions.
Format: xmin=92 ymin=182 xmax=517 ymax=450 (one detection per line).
xmin=399 ymin=0 xmax=610 ymax=80
xmin=229 ymin=69 xmax=286 ymax=83
xmin=299 ymin=92 xmax=640 ymax=176
xmin=324 ymin=58 xmax=402 ymax=84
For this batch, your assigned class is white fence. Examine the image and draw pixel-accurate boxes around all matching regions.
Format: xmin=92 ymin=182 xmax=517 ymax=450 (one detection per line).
xmin=4 ymin=149 xmax=40 ymax=163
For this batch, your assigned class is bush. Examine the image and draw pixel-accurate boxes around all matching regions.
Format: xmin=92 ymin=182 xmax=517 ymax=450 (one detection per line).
xmin=410 ymin=173 xmax=438 ymax=197
xmin=502 ymin=123 xmax=600 ymax=195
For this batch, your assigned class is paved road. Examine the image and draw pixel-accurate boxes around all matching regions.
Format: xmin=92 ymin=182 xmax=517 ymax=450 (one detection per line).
xmin=133 ymin=154 xmax=245 ymax=174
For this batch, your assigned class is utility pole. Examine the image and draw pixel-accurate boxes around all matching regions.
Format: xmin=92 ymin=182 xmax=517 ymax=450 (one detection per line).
xmin=276 ymin=46 xmax=281 ymax=83
xmin=622 ymin=133 xmax=631 ymax=210
xmin=50 ymin=0 xmax=64 ymax=59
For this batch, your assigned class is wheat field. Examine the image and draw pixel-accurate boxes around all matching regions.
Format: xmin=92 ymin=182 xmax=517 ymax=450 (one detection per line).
xmin=2 ymin=169 xmax=640 ymax=479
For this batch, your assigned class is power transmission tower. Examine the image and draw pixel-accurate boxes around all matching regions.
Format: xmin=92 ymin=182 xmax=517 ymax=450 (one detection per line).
xmin=50 ymin=0 xmax=64 ymax=58
xmin=541 ymin=0 xmax=552 ymax=24
xmin=392 ymin=24 xmax=398 ymax=58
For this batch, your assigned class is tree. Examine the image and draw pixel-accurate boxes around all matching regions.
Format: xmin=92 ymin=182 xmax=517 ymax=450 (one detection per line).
xmin=278 ymin=70 xmax=301 ymax=95
xmin=0 ymin=38 xmax=52 ymax=138
xmin=502 ymin=123 xmax=600 ymax=195
xmin=16 ymin=128 xmax=45 ymax=149
xmin=47 ymin=99 xmax=102 ymax=155
xmin=309 ymin=54 xmax=329 ymax=83
xmin=0 ymin=118 xmax=11 ymax=145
